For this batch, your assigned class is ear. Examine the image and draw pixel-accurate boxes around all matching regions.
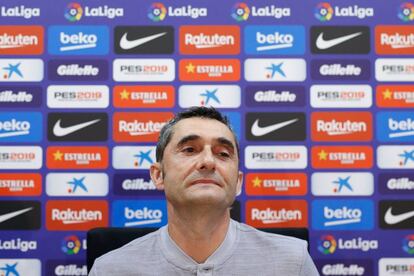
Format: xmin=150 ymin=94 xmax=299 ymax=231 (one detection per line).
xmin=150 ymin=162 xmax=165 ymax=190
xmin=235 ymin=170 xmax=243 ymax=197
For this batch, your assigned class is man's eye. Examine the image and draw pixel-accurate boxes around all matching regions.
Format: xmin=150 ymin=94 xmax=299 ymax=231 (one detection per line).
xmin=182 ymin=147 xmax=195 ymax=153
xmin=219 ymin=151 xmax=230 ymax=158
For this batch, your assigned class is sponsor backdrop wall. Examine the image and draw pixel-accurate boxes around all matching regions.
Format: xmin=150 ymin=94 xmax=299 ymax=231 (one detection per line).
xmin=0 ymin=0 xmax=413 ymax=275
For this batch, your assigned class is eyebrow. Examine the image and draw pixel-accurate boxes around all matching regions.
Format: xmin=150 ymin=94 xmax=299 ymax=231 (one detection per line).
xmin=176 ymin=135 xmax=236 ymax=153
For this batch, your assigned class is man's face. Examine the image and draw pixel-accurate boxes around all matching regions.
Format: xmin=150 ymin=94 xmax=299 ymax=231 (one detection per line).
xmin=150 ymin=117 xmax=243 ymax=209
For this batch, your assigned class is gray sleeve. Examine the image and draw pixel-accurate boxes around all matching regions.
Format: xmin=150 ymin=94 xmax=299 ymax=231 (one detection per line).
xmin=299 ymin=243 xmax=320 ymax=276
xmin=88 ymin=263 xmax=98 ymax=276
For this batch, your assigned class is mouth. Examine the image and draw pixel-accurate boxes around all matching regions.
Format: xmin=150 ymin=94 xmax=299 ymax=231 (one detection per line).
xmin=190 ymin=179 xmax=222 ymax=187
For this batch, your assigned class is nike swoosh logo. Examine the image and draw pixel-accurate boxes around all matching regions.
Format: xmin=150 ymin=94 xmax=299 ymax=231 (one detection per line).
xmin=316 ymin=32 xmax=362 ymax=50
xmin=120 ymin=32 xmax=166 ymax=50
xmin=251 ymin=118 xmax=299 ymax=137
xmin=0 ymin=207 xmax=33 ymax=224
xmin=53 ymin=119 xmax=100 ymax=137
xmin=384 ymin=207 xmax=414 ymax=225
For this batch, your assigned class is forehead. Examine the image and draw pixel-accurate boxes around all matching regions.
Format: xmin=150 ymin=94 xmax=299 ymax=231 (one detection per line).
xmin=170 ymin=117 xmax=236 ymax=144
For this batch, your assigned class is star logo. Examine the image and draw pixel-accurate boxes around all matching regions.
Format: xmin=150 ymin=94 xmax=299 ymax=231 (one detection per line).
xmin=134 ymin=150 xmax=154 ymax=167
xmin=0 ymin=262 xmax=19 ymax=276
xmin=3 ymin=62 xmax=23 ymax=79
xmin=266 ymin=62 xmax=285 ymax=79
xmin=332 ymin=176 xmax=353 ymax=193
xmin=67 ymin=176 xmax=88 ymax=193
xmin=120 ymin=89 xmax=130 ymax=100
xmin=318 ymin=150 xmax=328 ymax=160
xmin=186 ymin=63 xmax=195 ymax=73
xmin=399 ymin=150 xmax=414 ymax=166
xmin=53 ymin=150 xmax=64 ymax=161
xmin=200 ymin=88 xmax=220 ymax=106
xmin=383 ymin=89 xmax=392 ymax=100
xmin=252 ymin=176 xmax=262 ymax=188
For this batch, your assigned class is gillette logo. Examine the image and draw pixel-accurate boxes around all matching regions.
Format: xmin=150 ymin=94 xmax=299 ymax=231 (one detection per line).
xmin=324 ymin=206 xmax=361 ymax=226
xmin=124 ymin=207 xmax=163 ymax=227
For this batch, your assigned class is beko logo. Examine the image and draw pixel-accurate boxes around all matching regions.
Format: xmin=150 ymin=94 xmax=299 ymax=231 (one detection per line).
xmin=0 ymin=112 xmax=42 ymax=142
xmin=0 ymin=5 xmax=40 ymax=19
xmin=124 ymin=207 xmax=162 ymax=226
xmin=244 ymin=25 xmax=304 ymax=55
xmin=377 ymin=112 xmax=414 ymax=142
xmin=324 ymin=206 xmax=361 ymax=226
xmin=112 ymin=200 xmax=167 ymax=227
xmin=48 ymin=26 xmax=109 ymax=55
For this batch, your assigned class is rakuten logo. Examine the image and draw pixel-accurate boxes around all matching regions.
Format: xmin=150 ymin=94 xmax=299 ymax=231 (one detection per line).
xmin=312 ymin=112 xmax=372 ymax=142
xmin=113 ymin=112 xmax=173 ymax=142
xmin=46 ymin=200 xmax=108 ymax=230
xmin=246 ymin=200 xmax=307 ymax=228
xmin=317 ymin=120 xmax=366 ymax=135
xmin=376 ymin=26 xmax=414 ymax=55
xmin=180 ymin=25 xmax=240 ymax=55
xmin=381 ymin=33 xmax=414 ymax=49
xmin=51 ymin=208 xmax=102 ymax=224
xmin=251 ymin=208 xmax=302 ymax=224
xmin=0 ymin=26 xmax=43 ymax=55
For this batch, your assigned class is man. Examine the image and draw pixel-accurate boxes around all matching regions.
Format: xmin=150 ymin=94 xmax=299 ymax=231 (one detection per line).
xmin=89 ymin=107 xmax=319 ymax=275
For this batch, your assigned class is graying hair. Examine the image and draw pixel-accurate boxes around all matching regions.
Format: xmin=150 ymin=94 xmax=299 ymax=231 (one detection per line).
xmin=156 ymin=106 xmax=239 ymax=162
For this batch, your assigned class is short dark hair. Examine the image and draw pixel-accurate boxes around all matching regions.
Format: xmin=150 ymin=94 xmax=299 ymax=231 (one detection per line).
xmin=156 ymin=106 xmax=239 ymax=162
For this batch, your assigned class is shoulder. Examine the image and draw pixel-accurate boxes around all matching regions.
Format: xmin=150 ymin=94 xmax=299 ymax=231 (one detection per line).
xmin=234 ymin=221 xmax=308 ymax=261
xmin=90 ymin=228 xmax=162 ymax=274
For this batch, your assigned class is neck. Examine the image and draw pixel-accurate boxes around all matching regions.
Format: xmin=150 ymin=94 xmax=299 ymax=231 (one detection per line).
xmin=167 ymin=205 xmax=231 ymax=263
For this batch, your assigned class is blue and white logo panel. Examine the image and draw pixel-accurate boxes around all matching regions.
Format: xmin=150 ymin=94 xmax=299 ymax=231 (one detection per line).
xmin=312 ymin=200 xmax=374 ymax=230
xmin=112 ymin=200 xmax=167 ymax=228
xmin=244 ymin=25 xmax=305 ymax=55
xmin=377 ymin=111 xmax=414 ymax=142
xmin=0 ymin=112 xmax=42 ymax=142
xmin=48 ymin=26 xmax=109 ymax=55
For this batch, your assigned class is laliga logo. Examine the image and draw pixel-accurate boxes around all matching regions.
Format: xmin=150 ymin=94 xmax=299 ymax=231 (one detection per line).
xmin=232 ymin=3 xmax=250 ymax=21
xmin=61 ymin=235 xmax=81 ymax=255
xmin=65 ymin=2 xmax=83 ymax=21
xmin=315 ymin=2 xmax=333 ymax=21
xmin=403 ymin=234 xmax=414 ymax=254
xmin=148 ymin=2 xmax=167 ymax=21
xmin=318 ymin=235 xmax=337 ymax=254
xmin=398 ymin=2 xmax=414 ymax=22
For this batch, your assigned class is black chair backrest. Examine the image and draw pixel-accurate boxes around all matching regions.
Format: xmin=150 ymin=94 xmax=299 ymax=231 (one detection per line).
xmin=87 ymin=227 xmax=309 ymax=272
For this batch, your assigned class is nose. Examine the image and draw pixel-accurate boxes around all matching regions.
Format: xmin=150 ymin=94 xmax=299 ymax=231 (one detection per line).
xmin=196 ymin=147 xmax=216 ymax=171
